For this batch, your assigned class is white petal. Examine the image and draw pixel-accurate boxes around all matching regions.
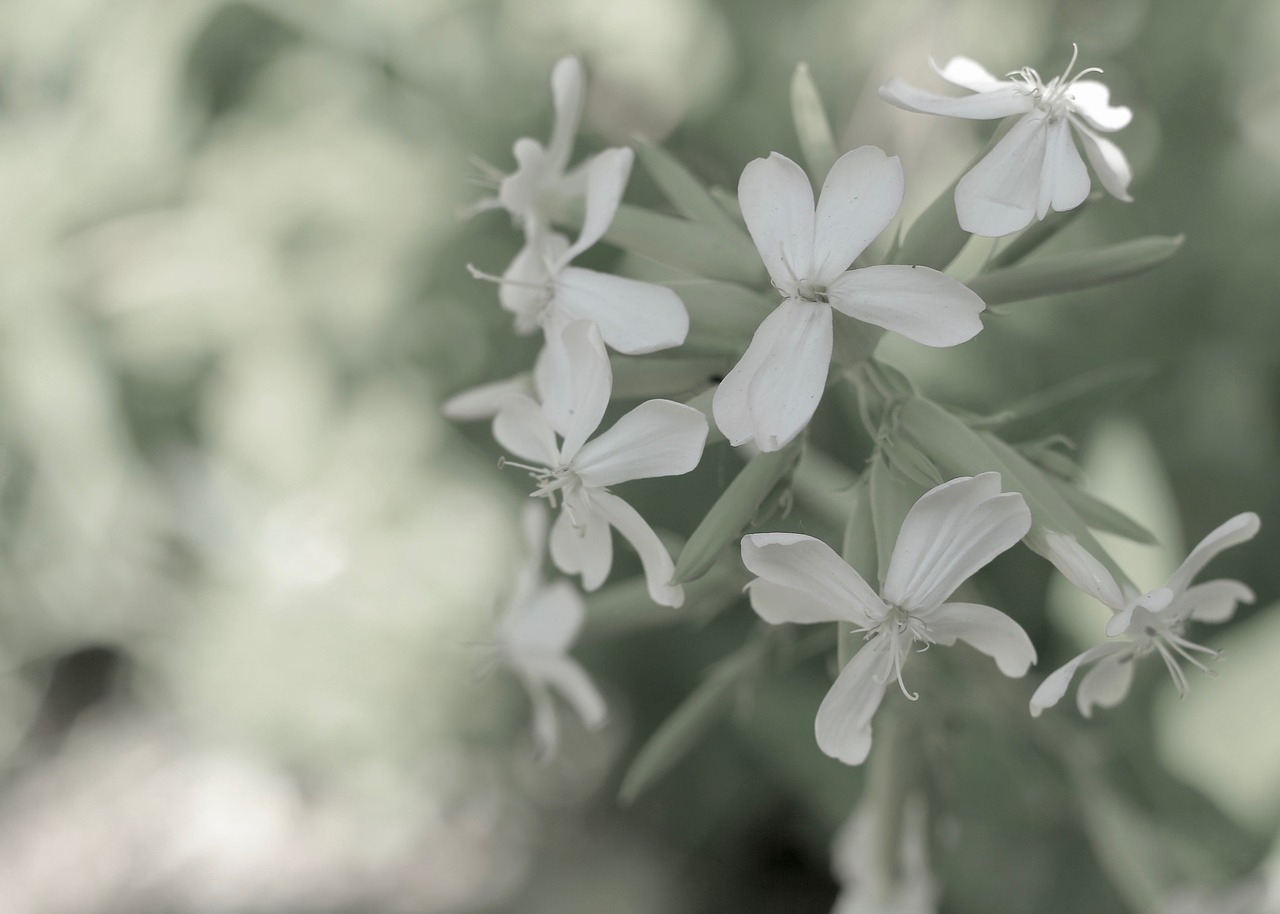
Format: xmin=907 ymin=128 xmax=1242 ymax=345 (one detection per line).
xmin=711 ymin=303 xmax=781 ymax=447
xmin=1165 ymin=512 xmax=1260 ymax=597
xmin=574 ymin=400 xmax=707 ymax=487
xmin=932 ymin=56 xmax=1008 ymax=92
xmin=498 ymin=237 xmax=558 ymax=332
xmin=503 ymin=579 xmax=585 ymax=655
xmin=1038 ymin=117 xmax=1091 ymax=219
xmin=555 ymin=267 xmax=689 ymax=354
xmin=1076 ymin=651 xmax=1136 ymax=718
xmin=955 ymin=110 xmax=1050 ymax=237
xmin=1028 ymin=641 xmax=1130 ymax=717
xmin=493 ymin=395 xmax=560 ymax=467
xmin=546 ymin=56 xmax=586 ymax=173
xmin=815 ymin=637 xmax=894 ymax=765
xmin=553 ymin=320 xmax=612 ymax=461
xmin=442 ymin=374 xmax=531 ymax=422
xmin=738 ymin=152 xmax=815 ymax=294
xmin=826 ymin=265 xmax=984 ymax=347
xmin=521 ymin=653 xmax=607 ymax=731
xmin=925 ymin=602 xmax=1036 ymax=677
xmin=592 ymin=490 xmax=683 ymax=607
xmin=1179 ymin=579 xmax=1255 ymax=624
xmin=810 ymin=146 xmax=904 ymax=282
xmin=498 ymin=138 xmax=550 ymax=220
xmin=1039 ymin=532 xmax=1126 ymax=610
xmin=522 ymin=675 xmax=560 ymax=759
xmin=562 ymin=147 xmax=634 ymax=264
xmin=882 ymin=474 xmax=1031 ymax=612
xmin=1106 ymin=587 xmax=1172 ymax=638
xmin=878 ymin=78 xmax=1033 ymax=119
xmin=741 ymin=532 xmax=886 ymax=627
xmin=550 ymin=501 xmax=613 ymax=591
xmin=1068 ymin=80 xmax=1132 ymax=131
xmin=1073 ymin=122 xmax=1134 ymax=202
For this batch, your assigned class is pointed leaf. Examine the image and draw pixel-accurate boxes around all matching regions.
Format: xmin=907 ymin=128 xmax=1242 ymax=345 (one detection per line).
xmin=992 ymin=362 xmax=1155 ymax=442
xmin=987 ymin=200 xmax=1091 ymax=269
xmin=1044 ymin=475 xmax=1159 ymax=545
xmin=635 ymin=141 xmax=744 ymax=234
xmin=790 ymin=63 xmax=838 ymax=185
xmin=967 ymin=236 xmax=1184 ymax=305
xmin=602 ymin=203 xmax=765 ymax=283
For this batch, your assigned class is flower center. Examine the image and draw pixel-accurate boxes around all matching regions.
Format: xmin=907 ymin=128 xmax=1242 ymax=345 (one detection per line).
xmin=498 ymin=457 xmax=584 ymax=512
xmin=1128 ymin=605 xmax=1221 ymax=696
xmin=1008 ymin=45 xmax=1104 ymax=124
xmin=796 ymin=278 xmax=829 ymax=303
xmin=865 ymin=605 xmax=934 ymax=700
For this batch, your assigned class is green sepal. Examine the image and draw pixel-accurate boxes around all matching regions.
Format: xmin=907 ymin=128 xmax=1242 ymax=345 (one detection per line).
xmin=790 ymin=63 xmax=838 ymax=184
xmin=987 ymin=199 xmax=1091 ymax=270
xmin=841 ymin=474 xmax=878 ymax=587
xmin=672 ymin=439 xmax=804 ymax=584
xmin=618 ymin=634 xmax=770 ymax=804
xmin=868 ymin=451 xmax=924 ymax=584
xmin=968 ymin=235 xmax=1184 ymax=306
xmin=634 ymin=140 xmax=746 ymax=235
xmin=881 ymin=432 xmax=944 ymax=488
xmin=601 ymin=203 xmax=765 ymax=284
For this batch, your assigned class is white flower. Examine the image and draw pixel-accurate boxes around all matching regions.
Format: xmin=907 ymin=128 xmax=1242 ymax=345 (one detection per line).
xmin=879 ymin=47 xmax=1134 ymax=236
xmin=741 ymin=473 xmax=1034 ymax=764
xmin=712 ymin=148 xmax=985 ymax=452
xmin=1030 ymin=512 xmax=1260 ymax=717
xmin=497 ymin=504 xmax=606 ymax=759
xmin=831 ymin=795 xmax=936 ymax=914
xmin=493 ymin=321 xmax=708 ymax=607
xmin=470 ymin=146 xmax=689 ymax=356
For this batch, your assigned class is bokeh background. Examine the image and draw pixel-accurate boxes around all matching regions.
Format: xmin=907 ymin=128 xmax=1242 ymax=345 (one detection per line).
xmin=0 ymin=0 xmax=1278 ymax=911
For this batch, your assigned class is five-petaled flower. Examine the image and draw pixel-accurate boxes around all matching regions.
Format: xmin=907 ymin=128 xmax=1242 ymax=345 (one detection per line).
xmin=879 ymin=47 xmax=1134 ymax=236
xmin=741 ymin=473 xmax=1035 ymax=764
xmin=713 ymin=147 xmax=985 ymax=452
xmin=493 ymin=320 xmax=708 ymax=607
xmin=1030 ymin=512 xmax=1260 ymax=717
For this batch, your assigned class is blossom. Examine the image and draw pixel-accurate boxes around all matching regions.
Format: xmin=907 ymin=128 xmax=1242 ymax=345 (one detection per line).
xmin=831 ymin=795 xmax=936 ymax=914
xmin=879 ymin=47 xmax=1134 ymax=236
xmin=470 ymin=146 xmax=689 ymax=356
xmin=712 ymin=148 xmax=984 ymax=452
xmin=493 ymin=320 xmax=708 ymax=607
xmin=496 ymin=504 xmax=606 ymax=759
xmin=1030 ymin=512 xmax=1260 ymax=717
xmin=741 ymin=473 xmax=1034 ymax=764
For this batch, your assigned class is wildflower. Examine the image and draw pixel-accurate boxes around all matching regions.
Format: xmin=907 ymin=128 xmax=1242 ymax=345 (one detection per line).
xmin=493 ymin=321 xmax=707 ymax=606
xmin=1030 ymin=512 xmax=1260 ymax=717
xmin=712 ymin=147 xmax=984 ymax=452
xmin=879 ymin=47 xmax=1134 ymax=236
xmin=741 ymin=473 xmax=1034 ymax=764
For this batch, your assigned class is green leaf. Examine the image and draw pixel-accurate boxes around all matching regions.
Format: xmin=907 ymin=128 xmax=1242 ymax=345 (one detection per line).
xmin=619 ymin=636 xmax=769 ymax=804
xmin=790 ymin=63 xmax=837 ymax=183
xmin=987 ymin=200 xmax=1090 ymax=269
xmin=968 ymin=235 xmax=1184 ymax=305
xmin=581 ymin=561 xmax=746 ymax=641
xmin=891 ymin=172 xmax=971 ymax=271
xmin=1043 ymin=475 xmax=1160 ymax=546
xmin=868 ymin=452 xmax=923 ymax=584
xmin=634 ymin=141 xmax=744 ymax=234
xmin=673 ymin=440 xmax=804 ymax=584
xmin=990 ymin=362 xmax=1156 ymax=442
xmin=678 ymin=280 xmax=776 ymax=356
xmin=609 ymin=354 xmax=730 ymax=399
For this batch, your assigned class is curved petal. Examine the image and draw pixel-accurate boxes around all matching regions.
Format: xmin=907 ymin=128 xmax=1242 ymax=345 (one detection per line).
xmin=521 ymin=653 xmax=607 ymax=731
xmin=955 ymin=110 xmax=1050 ymax=236
xmin=815 ymin=636 xmax=894 ymax=765
xmin=1068 ymin=80 xmax=1132 ymax=132
xmin=882 ymin=474 xmax=1031 ymax=611
xmin=1076 ymin=651 xmax=1136 ymax=717
xmin=575 ymin=400 xmax=707 ymax=487
xmin=562 ymin=147 xmax=634 ymax=264
xmin=555 ymin=267 xmax=689 ymax=354
xmin=926 ymin=602 xmax=1036 ymax=677
xmin=811 ymin=146 xmax=904 ymax=282
xmin=1178 ymin=579 xmax=1255 ymax=624
xmin=550 ymin=501 xmax=613 ymax=591
xmin=1073 ymin=122 xmax=1133 ymax=202
xmin=498 ymin=237 xmax=558 ymax=332
xmin=1040 ymin=532 xmax=1126 ymax=610
xmin=546 ymin=56 xmax=586 ymax=173
xmin=1038 ymin=117 xmax=1091 ymax=219
xmin=552 ymin=320 xmax=613 ymax=461
xmin=826 ymin=265 xmax=984 ymax=347
xmin=493 ymin=395 xmax=560 ymax=467
xmin=442 ymin=374 xmax=531 ymax=422
xmin=592 ymin=490 xmax=682 ymax=607
xmin=932 ymin=56 xmax=1009 ymax=92
xmin=711 ymin=302 xmax=783 ymax=447
xmin=503 ymin=579 xmax=585 ymax=655
xmin=738 ymin=152 xmax=815 ymax=294
xmin=1165 ymin=512 xmax=1260 ymax=597
xmin=878 ymin=79 xmax=1033 ymax=120
xmin=741 ymin=532 xmax=886 ymax=627
xmin=1029 ymin=641 xmax=1130 ymax=717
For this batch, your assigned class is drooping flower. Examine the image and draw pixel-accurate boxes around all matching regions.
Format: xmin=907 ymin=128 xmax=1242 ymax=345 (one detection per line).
xmin=741 ymin=473 xmax=1034 ymax=764
xmin=495 ymin=504 xmax=606 ymax=759
xmin=493 ymin=320 xmax=708 ymax=607
xmin=831 ymin=795 xmax=937 ymax=914
xmin=1030 ymin=512 xmax=1260 ymax=717
xmin=470 ymin=146 xmax=689 ymax=356
xmin=879 ymin=47 xmax=1134 ymax=236
xmin=713 ymin=147 xmax=984 ymax=452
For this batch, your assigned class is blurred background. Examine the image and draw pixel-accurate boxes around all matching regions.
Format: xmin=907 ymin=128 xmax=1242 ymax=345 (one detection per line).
xmin=0 ymin=0 xmax=1278 ymax=911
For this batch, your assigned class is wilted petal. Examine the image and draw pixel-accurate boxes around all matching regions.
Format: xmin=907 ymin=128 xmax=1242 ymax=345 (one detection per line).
xmin=1040 ymin=532 xmax=1126 ymax=610
xmin=1179 ymin=579 xmax=1255 ymax=623
xmin=1029 ymin=641 xmax=1130 ymax=717
xmin=1165 ymin=512 xmax=1260 ymax=596
xmin=738 ymin=152 xmax=816 ymax=294
xmin=551 ymin=321 xmax=612 ymax=461
xmin=494 ymin=395 xmax=560 ymax=467
xmin=442 ymin=374 xmax=532 ymax=422
xmin=815 ymin=636 xmax=894 ymax=765
xmin=1068 ymin=80 xmax=1132 ymax=131
xmin=562 ymin=147 xmax=634 ymax=264
xmin=932 ymin=56 xmax=1009 ymax=92
xmin=826 ymin=264 xmax=984 ymax=347
xmin=575 ymin=400 xmax=707 ymax=487
xmin=555 ymin=267 xmax=689 ymax=354
xmin=546 ymin=56 xmax=586 ymax=173
xmin=878 ymin=79 xmax=1033 ymax=120
xmin=550 ymin=501 xmax=613 ymax=591
xmin=811 ymin=147 xmax=904 ymax=282
xmin=955 ymin=110 xmax=1050 ymax=236
xmin=882 ymin=474 xmax=1031 ymax=612
xmin=521 ymin=653 xmax=607 ymax=732
xmin=503 ymin=579 xmax=585 ymax=655
xmin=592 ymin=490 xmax=682 ymax=607
xmin=1073 ymin=122 xmax=1134 ymax=202
xmin=925 ymin=602 xmax=1036 ymax=677
xmin=1038 ymin=117 xmax=1090 ymax=219
xmin=1076 ymin=651 xmax=1136 ymax=717
xmin=741 ymin=533 xmax=886 ymax=627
